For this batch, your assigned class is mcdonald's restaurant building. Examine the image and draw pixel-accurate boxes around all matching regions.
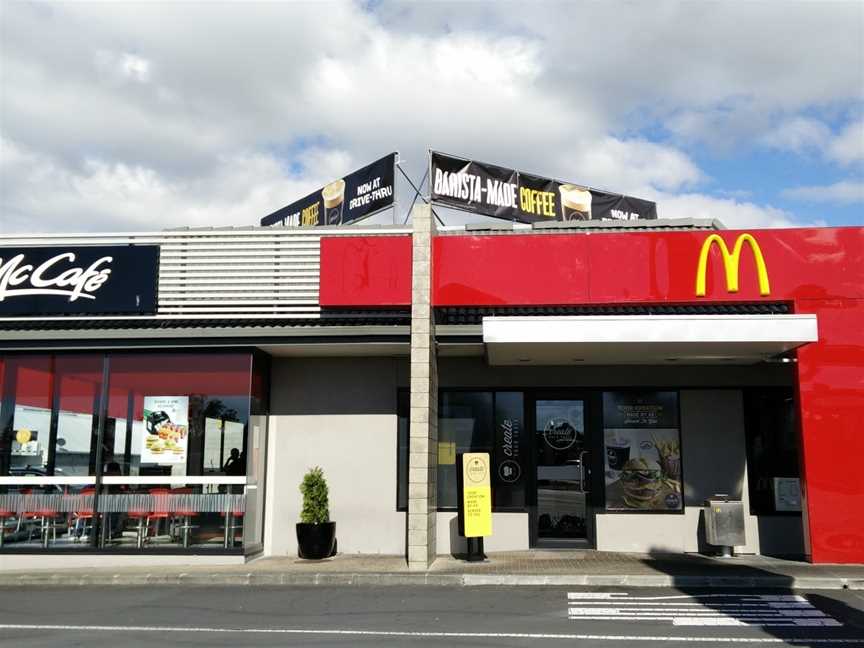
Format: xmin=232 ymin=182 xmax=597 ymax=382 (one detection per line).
xmin=0 ymin=212 xmax=862 ymax=568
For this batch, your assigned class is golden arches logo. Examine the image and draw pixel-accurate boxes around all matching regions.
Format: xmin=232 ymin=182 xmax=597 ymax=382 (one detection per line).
xmin=695 ymin=233 xmax=770 ymax=297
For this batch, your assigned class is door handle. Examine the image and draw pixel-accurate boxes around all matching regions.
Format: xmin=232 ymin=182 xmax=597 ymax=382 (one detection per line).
xmin=579 ymin=450 xmax=590 ymax=492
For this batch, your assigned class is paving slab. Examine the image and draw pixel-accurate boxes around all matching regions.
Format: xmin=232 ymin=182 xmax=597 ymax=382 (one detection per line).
xmin=2 ymin=550 xmax=863 ymax=589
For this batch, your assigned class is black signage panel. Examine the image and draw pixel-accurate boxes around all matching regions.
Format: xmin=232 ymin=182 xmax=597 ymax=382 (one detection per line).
xmin=493 ymin=392 xmax=526 ymax=509
xmin=430 ymin=151 xmax=657 ymax=223
xmin=261 ymin=153 xmax=397 ymax=227
xmin=602 ymin=391 xmax=679 ymax=429
xmin=0 ymin=245 xmax=159 ymax=316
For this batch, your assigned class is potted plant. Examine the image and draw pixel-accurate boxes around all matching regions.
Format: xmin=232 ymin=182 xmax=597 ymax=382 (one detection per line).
xmin=296 ymin=466 xmax=336 ymax=559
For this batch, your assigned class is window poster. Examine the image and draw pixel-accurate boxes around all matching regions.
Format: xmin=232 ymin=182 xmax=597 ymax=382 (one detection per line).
xmin=141 ymin=396 xmax=189 ymax=465
xmin=603 ymin=392 xmax=683 ymax=512
xmin=493 ymin=392 xmax=526 ymax=508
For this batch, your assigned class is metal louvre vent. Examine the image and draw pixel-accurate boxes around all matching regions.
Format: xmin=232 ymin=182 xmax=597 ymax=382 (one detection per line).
xmin=436 ymin=303 xmax=792 ymax=325
xmin=158 ymin=231 xmax=322 ymax=317
xmin=1 ymin=226 xmax=410 ymax=320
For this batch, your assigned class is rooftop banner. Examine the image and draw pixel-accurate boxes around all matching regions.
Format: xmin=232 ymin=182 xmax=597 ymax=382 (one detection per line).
xmin=261 ymin=152 xmax=396 ymax=227
xmin=430 ymin=151 xmax=657 ymax=223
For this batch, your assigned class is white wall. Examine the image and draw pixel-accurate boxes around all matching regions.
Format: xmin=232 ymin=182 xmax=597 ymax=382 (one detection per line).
xmin=436 ymin=512 xmax=529 ymax=554
xmin=264 ymin=357 xmax=407 ymax=557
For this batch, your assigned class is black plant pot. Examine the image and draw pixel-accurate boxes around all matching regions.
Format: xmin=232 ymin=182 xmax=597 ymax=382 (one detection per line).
xmin=296 ymin=522 xmax=336 ymax=559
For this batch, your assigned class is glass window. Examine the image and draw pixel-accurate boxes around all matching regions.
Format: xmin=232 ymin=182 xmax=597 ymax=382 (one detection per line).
xmin=396 ymin=390 xmax=409 ymax=510
xmin=438 ymin=392 xmax=493 ymax=509
xmin=493 ymin=392 xmax=526 ymax=509
xmin=0 ymin=352 xmax=261 ymax=553
xmin=602 ymin=391 xmax=683 ymax=512
xmin=54 ymin=356 xmax=104 ymax=477
xmin=2 ymin=356 xmax=54 ymax=477
xmin=397 ymin=391 xmax=528 ymax=512
xmin=744 ymin=388 xmax=800 ymax=515
xmin=105 ymin=354 xmax=251 ymax=478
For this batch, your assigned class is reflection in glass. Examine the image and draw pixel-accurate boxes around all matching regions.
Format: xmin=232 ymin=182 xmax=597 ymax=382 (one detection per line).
xmin=0 ymin=352 xmax=267 ymax=553
xmin=438 ymin=392 xmax=493 ymax=508
xmin=535 ymin=400 xmax=588 ymax=541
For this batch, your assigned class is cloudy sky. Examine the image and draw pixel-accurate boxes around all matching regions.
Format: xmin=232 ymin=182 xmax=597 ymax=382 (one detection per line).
xmin=1 ymin=0 xmax=862 ymax=233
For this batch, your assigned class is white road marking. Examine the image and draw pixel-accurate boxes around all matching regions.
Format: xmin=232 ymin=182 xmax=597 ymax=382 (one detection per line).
xmin=567 ymin=593 xmax=845 ymax=628
xmin=568 ymin=593 xmax=807 ymax=601
xmin=0 ymin=624 xmax=861 ymax=643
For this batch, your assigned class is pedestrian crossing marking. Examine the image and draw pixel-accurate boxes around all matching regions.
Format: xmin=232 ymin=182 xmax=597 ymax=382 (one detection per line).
xmin=566 ymin=593 xmax=843 ymax=627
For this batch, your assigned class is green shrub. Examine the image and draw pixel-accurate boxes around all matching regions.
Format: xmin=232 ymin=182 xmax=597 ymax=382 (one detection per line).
xmin=299 ymin=466 xmax=330 ymax=524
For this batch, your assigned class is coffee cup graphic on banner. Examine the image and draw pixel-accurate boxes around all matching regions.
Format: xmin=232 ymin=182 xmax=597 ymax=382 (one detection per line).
xmin=322 ymin=179 xmax=346 ymax=225
xmin=559 ymin=184 xmax=592 ymax=221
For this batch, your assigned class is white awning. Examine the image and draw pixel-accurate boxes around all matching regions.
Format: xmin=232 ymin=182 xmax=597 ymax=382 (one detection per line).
xmin=482 ymin=314 xmax=818 ymax=365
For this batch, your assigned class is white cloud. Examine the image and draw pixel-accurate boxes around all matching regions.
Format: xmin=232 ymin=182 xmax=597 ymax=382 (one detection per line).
xmin=95 ymin=50 xmax=151 ymax=84
xmin=1 ymin=1 xmax=861 ymax=232
xmin=655 ymin=192 xmax=821 ymax=229
xmin=568 ymin=137 xmax=703 ymax=194
xmin=759 ymin=117 xmax=831 ymax=154
xmin=782 ymin=180 xmax=864 ymax=205
xmin=827 ymin=120 xmax=864 ymax=166
xmin=0 ymin=136 xmax=350 ymax=232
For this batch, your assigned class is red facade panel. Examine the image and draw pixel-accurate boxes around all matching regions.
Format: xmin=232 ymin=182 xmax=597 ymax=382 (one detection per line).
xmin=319 ymin=235 xmax=412 ymax=307
xmin=316 ymin=226 xmax=863 ymax=562
xmin=795 ymin=298 xmax=864 ymax=564
xmin=434 ymin=227 xmax=864 ymax=305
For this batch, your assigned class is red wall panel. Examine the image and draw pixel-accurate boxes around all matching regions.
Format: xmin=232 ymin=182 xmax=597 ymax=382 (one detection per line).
xmin=794 ymin=298 xmax=864 ymax=564
xmin=316 ymin=226 xmax=864 ymax=562
xmin=434 ymin=234 xmax=590 ymax=306
xmin=319 ymin=235 xmax=412 ymax=307
xmin=434 ymin=227 xmax=864 ymax=305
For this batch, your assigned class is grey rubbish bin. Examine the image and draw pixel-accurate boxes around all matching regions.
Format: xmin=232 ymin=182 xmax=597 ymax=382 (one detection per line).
xmin=704 ymin=495 xmax=745 ymax=557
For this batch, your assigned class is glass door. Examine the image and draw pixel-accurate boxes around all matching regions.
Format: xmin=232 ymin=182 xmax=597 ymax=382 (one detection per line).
xmin=532 ymin=397 xmax=592 ymax=547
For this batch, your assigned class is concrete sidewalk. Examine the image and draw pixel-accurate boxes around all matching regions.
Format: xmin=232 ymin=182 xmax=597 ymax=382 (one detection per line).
xmin=2 ymin=551 xmax=864 ymax=589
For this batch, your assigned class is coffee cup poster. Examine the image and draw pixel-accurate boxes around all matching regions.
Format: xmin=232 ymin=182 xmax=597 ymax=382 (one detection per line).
xmin=261 ymin=153 xmax=396 ymax=227
xmin=602 ymin=391 xmax=683 ymax=511
xmin=430 ymin=151 xmax=657 ymax=223
xmin=141 ymin=396 xmax=190 ymax=465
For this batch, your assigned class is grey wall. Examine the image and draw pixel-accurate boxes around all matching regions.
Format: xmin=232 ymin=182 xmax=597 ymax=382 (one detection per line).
xmin=264 ymin=357 xmax=408 ymax=557
xmin=262 ymin=357 xmax=803 ymax=557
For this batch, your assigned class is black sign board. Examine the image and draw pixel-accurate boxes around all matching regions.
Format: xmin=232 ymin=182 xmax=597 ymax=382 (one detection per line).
xmin=602 ymin=391 xmax=679 ymax=429
xmin=261 ymin=153 xmax=397 ymax=227
xmin=0 ymin=245 xmax=159 ymax=316
xmin=430 ymin=151 xmax=657 ymax=223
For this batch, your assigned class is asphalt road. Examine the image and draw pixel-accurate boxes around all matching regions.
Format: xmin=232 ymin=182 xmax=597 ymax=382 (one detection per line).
xmin=0 ymin=585 xmax=862 ymax=647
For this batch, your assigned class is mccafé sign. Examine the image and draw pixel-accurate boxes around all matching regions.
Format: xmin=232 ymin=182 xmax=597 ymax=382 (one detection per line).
xmin=695 ymin=233 xmax=770 ymax=297
xmin=0 ymin=245 xmax=159 ymax=316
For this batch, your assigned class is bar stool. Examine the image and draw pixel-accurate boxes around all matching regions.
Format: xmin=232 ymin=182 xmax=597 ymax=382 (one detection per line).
xmin=127 ymin=493 xmax=152 ymax=549
xmin=171 ymin=488 xmax=198 ymax=548
xmin=148 ymin=488 xmax=172 ymax=541
xmin=66 ymin=488 xmax=95 ymax=542
xmin=0 ymin=507 xmax=14 ymax=548
xmin=221 ymin=507 xmax=244 ymax=548
xmin=26 ymin=503 xmax=61 ymax=548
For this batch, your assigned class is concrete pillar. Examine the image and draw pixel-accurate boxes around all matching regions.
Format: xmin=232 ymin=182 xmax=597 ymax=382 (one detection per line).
xmin=407 ymin=204 xmax=438 ymax=570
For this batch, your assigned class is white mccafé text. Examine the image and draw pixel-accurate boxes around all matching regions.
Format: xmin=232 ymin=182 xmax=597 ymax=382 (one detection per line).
xmin=0 ymin=252 xmax=113 ymax=302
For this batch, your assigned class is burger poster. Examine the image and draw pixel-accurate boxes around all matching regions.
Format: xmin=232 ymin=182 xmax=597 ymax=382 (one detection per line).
xmin=602 ymin=392 xmax=682 ymax=512
xmin=140 ymin=396 xmax=189 ymax=465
